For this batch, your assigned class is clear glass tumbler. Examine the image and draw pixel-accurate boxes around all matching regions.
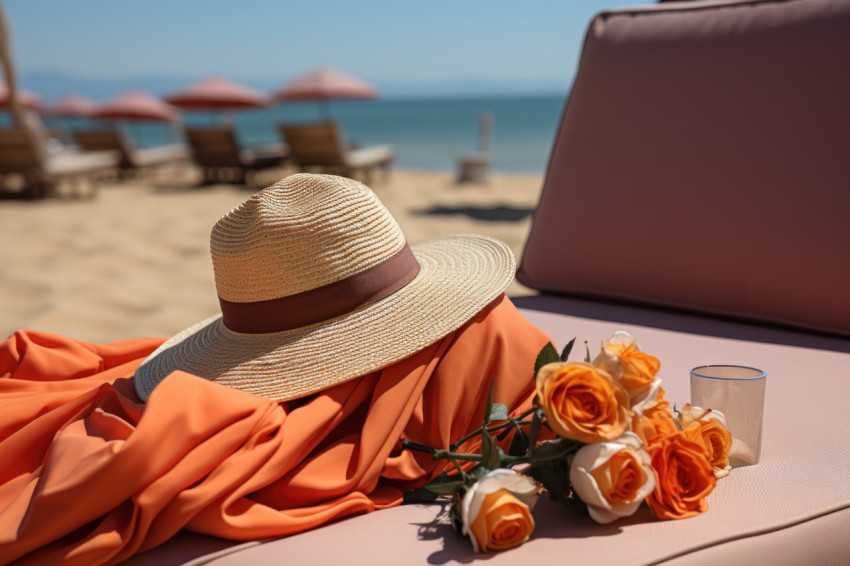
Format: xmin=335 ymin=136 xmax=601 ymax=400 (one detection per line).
xmin=690 ymin=365 xmax=766 ymax=467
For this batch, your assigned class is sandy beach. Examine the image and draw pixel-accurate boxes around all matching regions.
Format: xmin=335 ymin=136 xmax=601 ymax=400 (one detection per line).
xmin=0 ymin=165 xmax=543 ymax=344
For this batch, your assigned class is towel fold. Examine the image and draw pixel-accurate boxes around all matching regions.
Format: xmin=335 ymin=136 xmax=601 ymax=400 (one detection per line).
xmin=0 ymin=295 xmax=550 ymax=565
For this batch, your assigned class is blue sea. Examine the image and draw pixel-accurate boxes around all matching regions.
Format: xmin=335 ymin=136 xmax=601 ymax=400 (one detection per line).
xmin=43 ymin=95 xmax=567 ymax=174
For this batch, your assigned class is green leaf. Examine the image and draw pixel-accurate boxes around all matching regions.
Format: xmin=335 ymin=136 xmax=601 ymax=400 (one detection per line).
xmin=525 ymin=458 xmax=573 ymax=507
xmin=508 ymin=422 xmax=530 ymax=457
xmin=530 ymin=437 xmax=581 ymax=463
xmin=559 ymin=337 xmax=576 ymax=362
xmin=584 ymin=341 xmax=591 ymax=363
xmin=480 ymin=429 xmax=503 ymax=470
xmin=483 ymin=379 xmax=495 ymax=425
xmin=419 ymin=471 xmax=467 ymax=496
xmin=466 ymin=465 xmax=489 ymax=483
xmin=534 ymin=342 xmax=560 ymax=378
xmin=449 ymin=501 xmax=464 ymax=534
xmin=424 ymin=479 xmax=467 ymax=495
xmin=403 ymin=486 xmax=441 ymax=504
xmin=488 ymin=403 xmax=509 ymax=422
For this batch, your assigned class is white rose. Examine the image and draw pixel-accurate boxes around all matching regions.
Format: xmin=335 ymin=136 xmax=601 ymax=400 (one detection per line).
xmin=592 ymin=331 xmax=660 ymax=404
xmin=569 ymin=432 xmax=656 ymax=524
xmin=460 ymin=469 xmax=540 ymax=552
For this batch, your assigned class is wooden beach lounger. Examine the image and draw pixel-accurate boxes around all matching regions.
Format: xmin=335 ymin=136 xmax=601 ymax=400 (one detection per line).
xmin=0 ymin=128 xmax=119 ymax=199
xmin=184 ymin=126 xmax=289 ymax=185
xmin=127 ymin=0 xmax=850 ymax=564
xmin=278 ymin=121 xmax=394 ymax=184
xmin=73 ymin=129 xmax=189 ymax=178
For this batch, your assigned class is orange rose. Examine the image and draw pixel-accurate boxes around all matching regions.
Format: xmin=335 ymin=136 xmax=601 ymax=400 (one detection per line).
xmin=461 ymin=469 xmax=539 ymax=552
xmin=679 ymin=404 xmax=733 ymax=478
xmin=535 ymin=362 xmax=630 ymax=444
xmin=646 ymin=432 xmax=716 ymax=520
xmin=593 ymin=332 xmax=661 ymax=403
xmin=631 ymin=385 xmax=678 ymax=445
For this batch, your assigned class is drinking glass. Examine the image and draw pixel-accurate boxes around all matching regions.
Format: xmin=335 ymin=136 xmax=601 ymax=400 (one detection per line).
xmin=690 ymin=365 xmax=766 ymax=467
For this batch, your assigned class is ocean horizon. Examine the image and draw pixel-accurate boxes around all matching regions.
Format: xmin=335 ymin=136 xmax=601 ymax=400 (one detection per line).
xmin=42 ymin=94 xmax=567 ymax=174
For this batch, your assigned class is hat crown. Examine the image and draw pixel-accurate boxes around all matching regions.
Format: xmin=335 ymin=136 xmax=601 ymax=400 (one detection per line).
xmin=211 ymin=174 xmax=405 ymax=303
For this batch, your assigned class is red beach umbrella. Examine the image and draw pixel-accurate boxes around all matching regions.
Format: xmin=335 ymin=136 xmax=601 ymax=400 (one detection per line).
xmin=92 ymin=90 xmax=181 ymax=122
xmin=273 ymin=67 xmax=379 ymax=117
xmin=43 ymin=93 xmax=97 ymax=118
xmin=0 ymin=83 xmax=41 ymax=111
xmin=164 ymin=76 xmax=270 ymax=110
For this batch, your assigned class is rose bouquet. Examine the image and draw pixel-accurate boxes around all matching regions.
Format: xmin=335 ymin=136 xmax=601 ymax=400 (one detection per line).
xmin=403 ymin=332 xmax=733 ymax=553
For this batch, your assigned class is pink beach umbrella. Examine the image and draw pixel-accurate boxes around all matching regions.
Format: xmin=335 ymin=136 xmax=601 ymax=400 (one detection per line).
xmin=43 ymin=93 xmax=97 ymax=118
xmin=42 ymin=93 xmax=97 ymax=145
xmin=92 ymin=90 xmax=181 ymax=122
xmin=91 ymin=90 xmax=182 ymax=146
xmin=0 ymin=83 xmax=41 ymax=111
xmin=164 ymin=76 xmax=270 ymax=110
xmin=273 ymin=66 xmax=379 ymax=117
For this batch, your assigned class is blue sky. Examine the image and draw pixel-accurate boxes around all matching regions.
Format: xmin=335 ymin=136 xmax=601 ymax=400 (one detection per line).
xmin=5 ymin=0 xmax=640 ymax=96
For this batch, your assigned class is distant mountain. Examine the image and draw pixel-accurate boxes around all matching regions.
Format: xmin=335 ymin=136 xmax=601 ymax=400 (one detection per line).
xmin=19 ymin=70 xmax=569 ymax=103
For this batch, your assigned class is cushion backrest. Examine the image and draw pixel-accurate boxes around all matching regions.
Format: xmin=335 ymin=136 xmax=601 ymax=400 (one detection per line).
xmin=517 ymin=0 xmax=850 ymax=336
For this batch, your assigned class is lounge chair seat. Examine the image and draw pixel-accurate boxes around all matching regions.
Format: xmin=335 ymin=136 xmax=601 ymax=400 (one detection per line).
xmin=0 ymin=129 xmax=119 ymax=198
xmin=130 ymin=143 xmax=190 ymax=169
xmin=184 ymin=127 xmax=288 ymax=185
xmin=73 ymin=129 xmax=189 ymax=178
xmin=44 ymin=148 xmax=118 ymax=176
xmin=240 ymin=141 xmax=289 ymax=164
xmin=125 ymin=0 xmax=850 ymax=564
xmin=278 ymin=121 xmax=394 ymax=183
xmin=345 ymin=144 xmax=395 ymax=170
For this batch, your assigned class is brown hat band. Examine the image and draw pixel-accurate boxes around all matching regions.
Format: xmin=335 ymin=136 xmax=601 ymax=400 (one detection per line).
xmin=219 ymin=244 xmax=421 ymax=334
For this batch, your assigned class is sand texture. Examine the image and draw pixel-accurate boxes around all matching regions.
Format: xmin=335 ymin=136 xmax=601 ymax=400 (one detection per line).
xmin=0 ymin=166 xmax=543 ymax=344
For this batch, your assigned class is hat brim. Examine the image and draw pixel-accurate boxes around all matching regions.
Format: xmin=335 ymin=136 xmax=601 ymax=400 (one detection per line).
xmin=133 ymin=234 xmax=515 ymax=402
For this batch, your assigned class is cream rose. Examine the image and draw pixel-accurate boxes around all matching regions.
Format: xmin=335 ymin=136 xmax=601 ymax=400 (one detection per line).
xmin=461 ymin=469 xmax=540 ymax=552
xmin=593 ymin=331 xmax=661 ymax=404
xmin=569 ymin=432 xmax=656 ymax=524
xmin=677 ymin=404 xmax=733 ymax=478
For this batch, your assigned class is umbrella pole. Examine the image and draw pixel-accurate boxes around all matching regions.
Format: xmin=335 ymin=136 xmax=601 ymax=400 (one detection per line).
xmin=319 ymin=99 xmax=331 ymax=121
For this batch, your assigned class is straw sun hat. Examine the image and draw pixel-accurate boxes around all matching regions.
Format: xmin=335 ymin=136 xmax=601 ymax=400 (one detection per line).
xmin=133 ymin=173 xmax=516 ymax=402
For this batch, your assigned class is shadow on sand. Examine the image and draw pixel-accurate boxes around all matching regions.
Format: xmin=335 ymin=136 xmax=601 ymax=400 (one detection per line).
xmin=412 ymin=205 xmax=534 ymax=222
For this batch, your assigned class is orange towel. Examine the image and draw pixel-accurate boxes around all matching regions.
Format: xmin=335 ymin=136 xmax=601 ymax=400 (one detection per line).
xmin=0 ymin=295 xmax=550 ymax=565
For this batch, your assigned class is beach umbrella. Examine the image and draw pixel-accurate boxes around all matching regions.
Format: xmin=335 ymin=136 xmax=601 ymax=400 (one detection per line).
xmin=43 ymin=93 xmax=96 ymax=118
xmin=164 ymin=75 xmax=270 ymax=127
xmin=0 ymin=83 xmax=41 ymax=111
xmin=273 ymin=66 xmax=379 ymax=117
xmin=91 ymin=90 xmax=182 ymax=146
xmin=92 ymin=90 xmax=181 ymax=122
xmin=40 ymin=93 xmax=97 ymax=145
xmin=164 ymin=76 xmax=270 ymax=111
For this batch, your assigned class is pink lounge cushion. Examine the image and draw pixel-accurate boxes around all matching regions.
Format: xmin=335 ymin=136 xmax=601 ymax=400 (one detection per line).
xmin=517 ymin=0 xmax=850 ymax=336
xmin=126 ymin=301 xmax=850 ymax=565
